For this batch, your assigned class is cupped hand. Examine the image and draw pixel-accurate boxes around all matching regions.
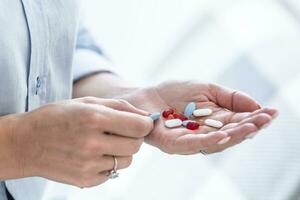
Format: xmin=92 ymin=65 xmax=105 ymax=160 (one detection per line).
xmin=125 ymin=81 xmax=278 ymax=155
xmin=11 ymin=97 xmax=153 ymax=188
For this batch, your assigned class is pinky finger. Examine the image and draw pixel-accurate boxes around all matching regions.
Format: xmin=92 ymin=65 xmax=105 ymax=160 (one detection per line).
xmin=174 ymin=131 xmax=229 ymax=155
xmin=203 ymin=123 xmax=258 ymax=154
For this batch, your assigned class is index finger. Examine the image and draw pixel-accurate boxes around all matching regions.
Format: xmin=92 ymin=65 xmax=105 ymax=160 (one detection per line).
xmin=100 ymin=106 xmax=154 ymax=138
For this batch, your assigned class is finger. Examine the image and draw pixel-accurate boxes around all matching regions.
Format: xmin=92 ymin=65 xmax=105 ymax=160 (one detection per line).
xmin=220 ymin=113 xmax=272 ymax=133
xmin=204 ymin=123 xmax=258 ymax=154
xmin=221 ymin=122 xmax=239 ymax=130
xmin=174 ymin=131 xmax=228 ymax=154
xmin=208 ymin=83 xmax=261 ymax=112
xmin=100 ymin=134 xmax=144 ymax=156
xmin=86 ymin=155 xmax=133 ymax=188
xmin=224 ymin=123 xmax=258 ymax=139
xmin=230 ymin=107 xmax=279 ymax=123
xmin=78 ymin=97 xmax=150 ymax=116
xmin=100 ymin=106 xmax=154 ymax=138
xmin=234 ymin=113 xmax=273 ymax=130
xmin=100 ymin=155 xmax=133 ymax=171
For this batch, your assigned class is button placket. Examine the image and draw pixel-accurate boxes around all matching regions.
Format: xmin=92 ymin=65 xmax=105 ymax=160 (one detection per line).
xmin=35 ymin=76 xmax=41 ymax=95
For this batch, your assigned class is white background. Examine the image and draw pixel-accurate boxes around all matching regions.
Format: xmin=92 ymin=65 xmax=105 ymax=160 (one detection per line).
xmin=9 ymin=0 xmax=300 ymax=199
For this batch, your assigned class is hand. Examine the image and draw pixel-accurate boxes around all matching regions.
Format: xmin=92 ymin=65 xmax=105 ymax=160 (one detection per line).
xmin=124 ymin=81 xmax=278 ymax=155
xmin=10 ymin=97 xmax=153 ymax=187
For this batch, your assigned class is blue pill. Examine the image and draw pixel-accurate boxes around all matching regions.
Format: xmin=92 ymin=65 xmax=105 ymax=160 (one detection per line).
xmin=184 ymin=102 xmax=196 ymax=118
xmin=149 ymin=112 xmax=161 ymax=121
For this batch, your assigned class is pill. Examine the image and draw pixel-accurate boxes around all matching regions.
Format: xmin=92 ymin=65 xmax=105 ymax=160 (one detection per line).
xmin=149 ymin=112 xmax=161 ymax=121
xmin=162 ymin=108 xmax=175 ymax=118
xmin=186 ymin=121 xmax=200 ymax=130
xmin=193 ymin=109 xmax=213 ymax=117
xmin=204 ymin=119 xmax=224 ymax=128
xmin=184 ymin=102 xmax=196 ymax=118
xmin=182 ymin=120 xmax=194 ymax=127
xmin=173 ymin=113 xmax=188 ymax=121
xmin=165 ymin=119 xmax=183 ymax=128
xmin=167 ymin=114 xmax=175 ymax=120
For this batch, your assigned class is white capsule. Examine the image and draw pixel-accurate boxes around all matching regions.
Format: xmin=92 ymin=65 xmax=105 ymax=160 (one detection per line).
xmin=182 ymin=120 xmax=193 ymax=127
xmin=204 ymin=119 xmax=223 ymax=128
xmin=165 ymin=119 xmax=183 ymax=128
xmin=193 ymin=109 xmax=213 ymax=117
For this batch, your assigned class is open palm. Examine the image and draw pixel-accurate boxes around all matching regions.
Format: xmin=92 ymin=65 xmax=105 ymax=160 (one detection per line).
xmin=127 ymin=81 xmax=277 ymax=155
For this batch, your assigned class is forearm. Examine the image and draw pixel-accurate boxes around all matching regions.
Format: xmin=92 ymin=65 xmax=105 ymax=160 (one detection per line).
xmin=0 ymin=114 xmax=23 ymax=179
xmin=72 ymin=72 xmax=137 ymax=99
xmin=72 ymin=72 xmax=160 ymax=112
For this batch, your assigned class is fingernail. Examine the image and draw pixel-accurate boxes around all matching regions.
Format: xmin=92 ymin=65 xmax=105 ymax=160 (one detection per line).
xmin=245 ymin=131 xmax=258 ymax=139
xmin=217 ymin=137 xmax=231 ymax=145
xmin=272 ymin=112 xmax=279 ymax=119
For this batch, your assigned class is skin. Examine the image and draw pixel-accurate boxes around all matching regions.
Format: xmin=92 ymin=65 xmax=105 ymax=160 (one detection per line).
xmin=74 ymin=74 xmax=278 ymax=155
xmin=0 ymin=97 xmax=153 ymax=188
xmin=0 ymin=73 xmax=277 ymax=188
xmin=124 ymin=81 xmax=277 ymax=154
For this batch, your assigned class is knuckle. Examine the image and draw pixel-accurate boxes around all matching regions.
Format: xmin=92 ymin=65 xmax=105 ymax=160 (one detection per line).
xmin=74 ymin=169 xmax=93 ymax=188
xmin=79 ymin=161 xmax=93 ymax=175
xmin=123 ymin=156 xmax=133 ymax=168
xmin=130 ymin=139 xmax=144 ymax=154
xmin=81 ymin=138 xmax=103 ymax=156
xmin=84 ymin=112 xmax=105 ymax=129
xmin=110 ymin=99 xmax=130 ymax=109
xmin=134 ymin=119 xmax=153 ymax=137
xmin=76 ymin=177 xmax=92 ymax=188
xmin=81 ymin=96 xmax=98 ymax=104
xmin=116 ymin=99 xmax=130 ymax=107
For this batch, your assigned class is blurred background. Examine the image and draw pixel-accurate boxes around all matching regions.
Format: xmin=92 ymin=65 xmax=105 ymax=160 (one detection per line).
xmin=11 ymin=0 xmax=300 ymax=199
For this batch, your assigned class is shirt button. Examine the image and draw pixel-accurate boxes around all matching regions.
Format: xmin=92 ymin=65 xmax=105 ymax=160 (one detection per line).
xmin=35 ymin=76 xmax=41 ymax=95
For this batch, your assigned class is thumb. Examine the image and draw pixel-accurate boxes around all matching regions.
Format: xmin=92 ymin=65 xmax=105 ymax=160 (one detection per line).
xmin=108 ymin=99 xmax=150 ymax=116
xmin=209 ymin=84 xmax=261 ymax=112
xmin=78 ymin=97 xmax=149 ymax=116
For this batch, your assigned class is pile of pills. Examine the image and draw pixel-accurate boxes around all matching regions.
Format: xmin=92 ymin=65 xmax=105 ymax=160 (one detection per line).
xmin=149 ymin=102 xmax=224 ymax=131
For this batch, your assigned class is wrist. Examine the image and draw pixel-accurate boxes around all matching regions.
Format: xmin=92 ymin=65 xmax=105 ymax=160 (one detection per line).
xmin=0 ymin=113 xmax=29 ymax=179
xmin=119 ymin=87 xmax=152 ymax=110
xmin=119 ymin=85 xmax=166 ymax=112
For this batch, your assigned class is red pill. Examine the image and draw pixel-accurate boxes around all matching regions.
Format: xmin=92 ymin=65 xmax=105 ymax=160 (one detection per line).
xmin=167 ymin=114 xmax=175 ymax=120
xmin=186 ymin=121 xmax=200 ymax=130
xmin=162 ymin=109 xmax=175 ymax=118
xmin=173 ymin=113 xmax=188 ymax=121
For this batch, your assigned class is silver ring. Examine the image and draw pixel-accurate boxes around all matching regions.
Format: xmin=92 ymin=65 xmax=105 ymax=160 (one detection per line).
xmin=108 ymin=156 xmax=119 ymax=179
xmin=199 ymin=150 xmax=208 ymax=156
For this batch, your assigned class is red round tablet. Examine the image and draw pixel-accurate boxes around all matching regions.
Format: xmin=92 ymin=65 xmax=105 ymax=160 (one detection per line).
xmin=173 ymin=113 xmax=188 ymax=121
xmin=162 ymin=109 xmax=175 ymax=118
xmin=186 ymin=121 xmax=200 ymax=130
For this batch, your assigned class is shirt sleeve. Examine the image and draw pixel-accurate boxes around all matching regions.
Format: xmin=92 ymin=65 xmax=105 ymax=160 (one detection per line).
xmin=72 ymin=24 xmax=114 ymax=82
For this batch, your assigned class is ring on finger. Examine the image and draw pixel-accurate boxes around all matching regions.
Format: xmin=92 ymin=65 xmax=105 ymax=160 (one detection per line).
xmin=108 ymin=156 xmax=119 ymax=179
xmin=199 ymin=150 xmax=209 ymax=156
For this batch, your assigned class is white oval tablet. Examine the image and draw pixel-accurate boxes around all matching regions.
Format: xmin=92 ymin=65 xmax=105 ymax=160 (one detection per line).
xmin=193 ymin=109 xmax=213 ymax=117
xmin=204 ymin=119 xmax=223 ymax=128
xmin=165 ymin=119 xmax=183 ymax=128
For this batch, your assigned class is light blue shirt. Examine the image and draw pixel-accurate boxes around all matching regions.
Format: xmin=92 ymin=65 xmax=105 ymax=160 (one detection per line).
xmin=0 ymin=0 xmax=112 ymax=199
